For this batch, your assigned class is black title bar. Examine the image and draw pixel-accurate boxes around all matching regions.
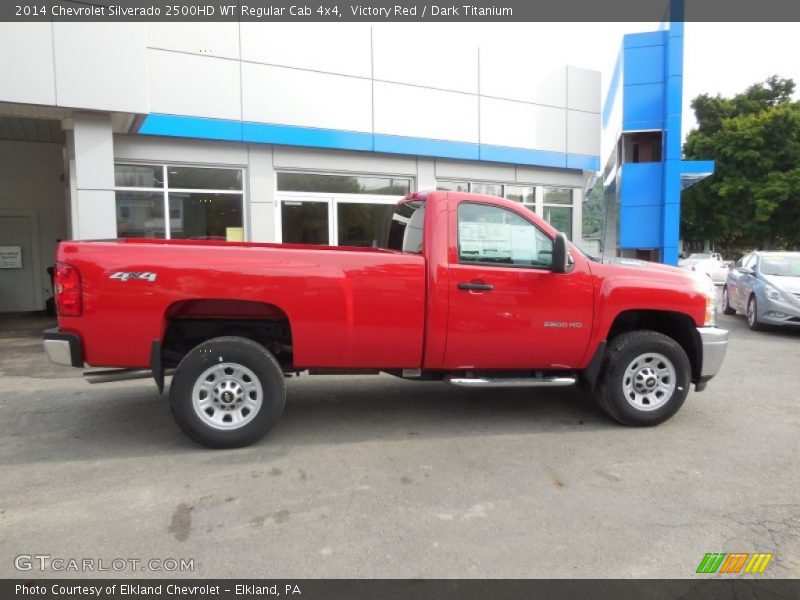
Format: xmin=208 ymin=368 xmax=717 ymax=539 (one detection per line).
xmin=4 ymin=579 xmax=800 ymax=600
xmin=3 ymin=0 xmax=800 ymax=22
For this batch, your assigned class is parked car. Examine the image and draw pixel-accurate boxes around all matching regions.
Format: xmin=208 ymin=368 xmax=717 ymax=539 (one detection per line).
xmin=43 ymin=191 xmax=728 ymax=448
xmin=679 ymin=252 xmax=729 ymax=284
xmin=722 ymin=251 xmax=800 ymax=330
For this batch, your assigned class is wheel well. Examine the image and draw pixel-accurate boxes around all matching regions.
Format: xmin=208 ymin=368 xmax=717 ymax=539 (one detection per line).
xmin=161 ymin=300 xmax=293 ymax=371
xmin=606 ymin=310 xmax=701 ymax=383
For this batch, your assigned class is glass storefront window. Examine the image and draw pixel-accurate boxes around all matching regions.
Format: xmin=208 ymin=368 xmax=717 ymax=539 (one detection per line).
xmin=436 ymin=181 xmax=469 ymax=192
xmin=505 ymin=186 xmax=534 ymax=204
xmin=543 ymin=187 xmax=573 ymax=205
xmin=470 ymin=183 xmax=504 ymax=197
xmin=277 ymin=172 xmax=410 ymax=195
xmin=544 ymin=205 xmax=573 ymax=240
xmin=281 ymin=201 xmax=329 ymax=245
xmin=337 ymin=203 xmax=395 ymax=248
xmin=167 ymin=166 xmax=242 ymax=191
xmin=115 ymin=191 xmax=166 ymax=238
xmin=114 ymin=165 xmax=163 ymax=188
xmin=114 ymin=163 xmax=244 ymax=240
xmin=168 ymin=193 xmax=244 ymax=240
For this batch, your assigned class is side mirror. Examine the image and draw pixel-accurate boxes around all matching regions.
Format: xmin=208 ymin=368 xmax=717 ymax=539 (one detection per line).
xmin=552 ymin=232 xmax=569 ymax=273
xmin=739 ymin=266 xmax=754 ymax=275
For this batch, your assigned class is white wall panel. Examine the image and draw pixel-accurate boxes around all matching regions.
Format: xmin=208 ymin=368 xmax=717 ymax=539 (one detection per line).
xmin=567 ymin=66 xmax=601 ymax=113
xmin=373 ymin=27 xmax=478 ymax=93
xmin=241 ymin=23 xmax=371 ymax=78
xmin=242 ymin=63 xmax=372 ymax=132
xmin=53 ymin=23 xmax=148 ymax=113
xmin=147 ymin=23 xmax=240 ymax=59
xmin=73 ymin=113 xmax=114 ymax=190
xmin=480 ymin=49 xmax=567 ymax=108
xmin=74 ymin=190 xmax=117 ymax=240
xmin=435 ymin=160 xmax=515 ymax=183
xmin=515 ymin=166 xmax=584 ymax=186
xmin=114 ymin=134 xmax=248 ymax=165
xmin=480 ymin=98 xmax=566 ymax=153
xmin=273 ymin=147 xmax=417 ymax=176
xmin=567 ymin=110 xmax=601 ymax=157
xmin=148 ymin=49 xmax=241 ymax=120
xmin=374 ymin=82 xmax=478 ymax=143
xmin=0 ymin=24 xmax=56 ymax=106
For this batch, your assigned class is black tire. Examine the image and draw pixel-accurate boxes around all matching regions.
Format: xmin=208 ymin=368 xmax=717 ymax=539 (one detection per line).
xmin=594 ymin=330 xmax=691 ymax=426
xmin=169 ymin=336 xmax=285 ymax=448
xmin=746 ymin=295 xmax=764 ymax=331
xmin=722 ymin=286 xmax=736 ymax=315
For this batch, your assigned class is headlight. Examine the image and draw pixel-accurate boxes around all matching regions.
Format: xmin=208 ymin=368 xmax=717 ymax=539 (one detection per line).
xmin=764 ymin=286 xmax=783 ymax=301
xmin=691 ymin=272 xmax=717 ymax=326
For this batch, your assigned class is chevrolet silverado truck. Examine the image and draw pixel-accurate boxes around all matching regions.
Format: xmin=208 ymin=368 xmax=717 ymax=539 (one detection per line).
xmin=43 ymin=191 xmax=728 ymax=448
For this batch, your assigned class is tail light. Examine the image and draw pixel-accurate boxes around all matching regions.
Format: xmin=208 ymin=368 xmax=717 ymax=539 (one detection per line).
xmin=54 ymin=261 xmax=82 ymax=316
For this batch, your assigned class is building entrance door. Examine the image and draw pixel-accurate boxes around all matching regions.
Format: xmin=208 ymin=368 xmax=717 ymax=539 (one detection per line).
xmin=0 ymin=215 xmax=40 ymax=312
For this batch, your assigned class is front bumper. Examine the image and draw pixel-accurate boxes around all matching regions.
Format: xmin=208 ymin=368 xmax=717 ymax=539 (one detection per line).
xmin=42 ymin=328 xmax=83 ymax=367
xmin=758 ymin=294 xmax=800 ymax=327
xmin=697 ymin=326 xmax=728 ymax=386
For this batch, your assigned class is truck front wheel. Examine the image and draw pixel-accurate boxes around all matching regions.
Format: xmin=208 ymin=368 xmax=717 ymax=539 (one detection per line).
xmin=169 ymin=336 xmax=286 ymax=448
xmin=595 ymin=330 xmax=690 ymax=426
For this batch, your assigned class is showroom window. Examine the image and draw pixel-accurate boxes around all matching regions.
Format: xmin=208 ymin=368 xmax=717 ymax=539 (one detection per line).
xmin=437 ymin=180 xmax=576 ymax=239
xmin=114 ymin=164 xmax=244 ymax=241
xmin=277 ymin=171 xmax=412 ymax=247
xmin=543 ymin=187 xmax=573 ymax=240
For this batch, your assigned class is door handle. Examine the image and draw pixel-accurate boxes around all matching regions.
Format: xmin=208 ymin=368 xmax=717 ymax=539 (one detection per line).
xmin=458 ymin=281 xmax=494 ymax=291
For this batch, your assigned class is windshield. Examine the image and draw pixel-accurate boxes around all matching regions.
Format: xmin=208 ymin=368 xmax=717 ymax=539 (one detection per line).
xmin=760 ymin=253 xmax=800 ymax=276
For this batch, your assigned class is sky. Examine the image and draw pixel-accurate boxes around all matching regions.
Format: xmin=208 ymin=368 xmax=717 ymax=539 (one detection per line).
xmin=374 ymin=22 xmax=800 ymax=142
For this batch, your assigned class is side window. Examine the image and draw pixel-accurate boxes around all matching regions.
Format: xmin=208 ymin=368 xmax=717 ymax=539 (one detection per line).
xmin=741 ymin=254 xmax=755 ymax=269
xmin=457 ymin=202 xmax=553 ymax=268
xmin=387 ymin=201 xmax=425 ymax=253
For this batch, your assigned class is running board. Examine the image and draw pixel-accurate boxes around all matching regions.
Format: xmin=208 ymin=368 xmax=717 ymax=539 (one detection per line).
xmin=84 ymin=368 xmax=174 ymax=384
xmin=447 ymin=376 xmax=576 ymax=388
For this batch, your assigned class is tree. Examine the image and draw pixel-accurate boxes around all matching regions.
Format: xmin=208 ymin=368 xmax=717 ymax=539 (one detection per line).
xmin=682 ymin=76 xmax=800 ymax=252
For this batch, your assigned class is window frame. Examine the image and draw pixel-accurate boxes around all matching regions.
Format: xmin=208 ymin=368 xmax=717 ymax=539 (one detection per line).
xmin=455 ymin=201 xmax=556 ymax=271
xmin=114 ymin=162 xmax=245 ymax=240
xmin=275 ymin=169 xmax=415 ymax=246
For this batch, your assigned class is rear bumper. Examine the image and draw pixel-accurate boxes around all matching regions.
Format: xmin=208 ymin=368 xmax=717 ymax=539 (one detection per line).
xmin=697 ymin=326 xmax=728 ymax=381
xmin=42 ymin=328 xmax=83 ymax=367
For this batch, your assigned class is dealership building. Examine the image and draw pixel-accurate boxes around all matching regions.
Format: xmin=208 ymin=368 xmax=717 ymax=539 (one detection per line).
xmin=0 ymin=19 xmax=706 ymax=313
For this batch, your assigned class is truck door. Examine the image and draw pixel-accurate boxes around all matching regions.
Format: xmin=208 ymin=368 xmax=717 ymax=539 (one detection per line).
xmin=443 ymin=200 xmax=594 ymax=370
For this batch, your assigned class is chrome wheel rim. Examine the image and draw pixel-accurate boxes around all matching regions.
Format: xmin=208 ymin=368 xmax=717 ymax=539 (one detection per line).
xmin=192 ymin=362 xmax=262 ymax=430
xmin=622 ymin=352 xmax=676 ymax=411
xmin=722 ymin=287 xmax=729 ymax=309
xmin=747 ymin=299 xmax=756 ymax=327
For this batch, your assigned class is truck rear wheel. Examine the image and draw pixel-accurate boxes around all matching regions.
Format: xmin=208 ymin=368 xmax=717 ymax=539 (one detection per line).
xmin=595 ymin=330 xmax=690 ymax=426
xmin=169 ymin=336 xmax=285 ymax=448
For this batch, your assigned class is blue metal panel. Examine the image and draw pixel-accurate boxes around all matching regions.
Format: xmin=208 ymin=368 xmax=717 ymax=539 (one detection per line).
xmin=619 ymin=163 xmax=663 ymax=207
xmin=566 ymin=154 xmax=601 ymax=171
xmin=623 ymin=31 xmax=667 ymax=49
xmin=139 ymin=114 xmax=243 ymax=142
xmin=622 ymin=83 xmax=665 ymax=130
xmin=243 ymin=122 xmax=373 ymax=151
xmin=138 ymin=114 xmax=600 ymax=172
xmin=620 ymin=205 xmax=662 ymax=248
xmin=375 ymin=134 xmax=479 ymax=161
xmin=602 ymin=50 xmax=623 ymax=128
xmin=479 ymin=144 xmax=565 ymax=168
xmin=623 ymin=45 xmax=665 ymax=86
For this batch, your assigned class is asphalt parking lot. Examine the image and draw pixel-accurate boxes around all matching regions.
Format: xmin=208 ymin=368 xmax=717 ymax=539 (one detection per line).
xmin=0 ymin=307 xmax=798 ymax=579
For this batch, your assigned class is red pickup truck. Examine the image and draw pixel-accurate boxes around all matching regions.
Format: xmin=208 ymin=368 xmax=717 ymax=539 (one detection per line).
xmin=43 ymin=191 xmax=728 ymax=448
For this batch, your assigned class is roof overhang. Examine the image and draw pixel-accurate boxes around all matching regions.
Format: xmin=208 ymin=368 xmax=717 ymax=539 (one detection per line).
xmin=680 ymin=160 xmax=715 ymax=190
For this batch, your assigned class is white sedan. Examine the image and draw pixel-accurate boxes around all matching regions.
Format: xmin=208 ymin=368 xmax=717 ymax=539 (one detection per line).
xmin=679 ymin=253 xmax=730 ymax=284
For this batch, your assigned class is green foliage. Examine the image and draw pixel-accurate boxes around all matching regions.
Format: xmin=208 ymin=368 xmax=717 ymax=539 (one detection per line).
xmin=682 ymin=76 xmax=800 ymax=251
